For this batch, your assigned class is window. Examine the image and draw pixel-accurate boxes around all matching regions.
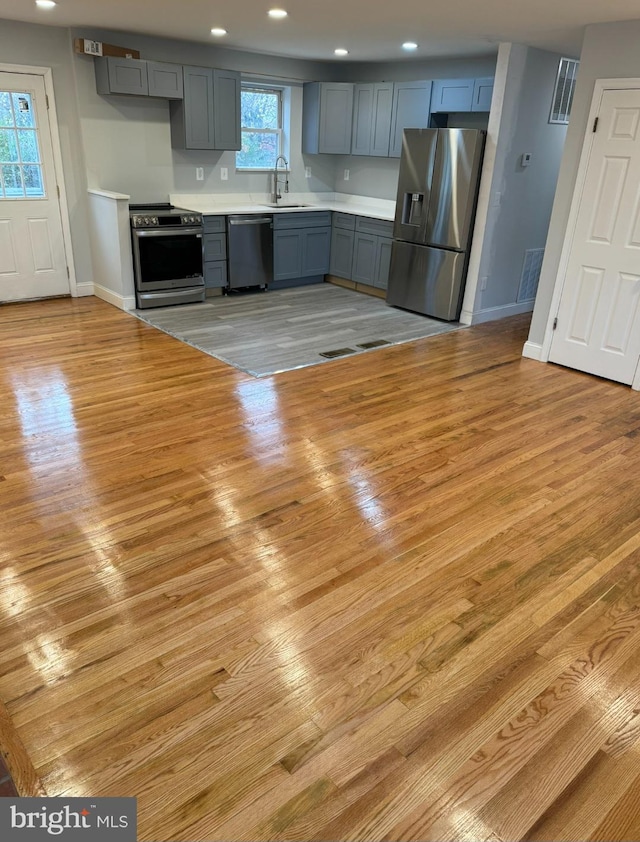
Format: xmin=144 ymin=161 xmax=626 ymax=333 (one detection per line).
xmin=550 ymin=58 xmax=579 ymax=125
xmin=237 ymin=86 xmax=284 ymax=170
xmin=0 ymin=91 xmax=45 ymax=199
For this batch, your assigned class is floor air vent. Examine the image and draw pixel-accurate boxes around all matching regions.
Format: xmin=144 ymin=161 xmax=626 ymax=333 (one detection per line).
xmin=356 ymin=339 xmax=391 ymax=349
xmin=319 ymin=347 xmax=357 ymax=359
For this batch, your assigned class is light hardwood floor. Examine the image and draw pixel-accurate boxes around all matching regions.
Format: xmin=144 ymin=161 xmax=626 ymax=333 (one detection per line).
xmin=1 ymin=296 xmax=640 ymax=841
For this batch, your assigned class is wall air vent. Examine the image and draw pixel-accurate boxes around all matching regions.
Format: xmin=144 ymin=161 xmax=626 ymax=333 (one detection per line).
xmin=518 ymin=248 xmax=544 ymax=303
xmin=550 ymin=58 xmax=579 ymax=124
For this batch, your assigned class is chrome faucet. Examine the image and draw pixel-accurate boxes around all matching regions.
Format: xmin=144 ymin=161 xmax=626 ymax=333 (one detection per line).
xmin=272 ymin=155 xmax=289 ymax=204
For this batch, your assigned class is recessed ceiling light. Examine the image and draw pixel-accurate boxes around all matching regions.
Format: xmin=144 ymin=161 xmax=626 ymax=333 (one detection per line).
xmin=268 ymin=8 xmax=288 ymax=18
xmin=402 ymin=42 xmax=418 ymax=51
xmin=334 ymin=48 xmax=349 ymax=56
xmin=211 ymin=27 xmax=227 ymax=36
xmin=35 ymin=0 xmax=57 ymax=8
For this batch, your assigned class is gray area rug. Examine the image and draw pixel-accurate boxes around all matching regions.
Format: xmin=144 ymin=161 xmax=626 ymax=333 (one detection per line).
xmin=133 ymin=284 xmax=464 ymax=377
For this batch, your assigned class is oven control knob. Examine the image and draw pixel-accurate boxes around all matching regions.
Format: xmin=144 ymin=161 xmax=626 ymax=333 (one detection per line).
xmin=152 ymin=217 xmax=158 ymax=225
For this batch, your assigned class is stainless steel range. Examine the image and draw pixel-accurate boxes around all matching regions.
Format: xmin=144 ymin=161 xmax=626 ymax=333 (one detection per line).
xmin=130 ymin=203 xmax=205 ymax=309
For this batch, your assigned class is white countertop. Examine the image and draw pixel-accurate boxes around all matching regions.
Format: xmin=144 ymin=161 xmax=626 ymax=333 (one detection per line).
xmin=169 ymin=192 xmax=396 ymax=221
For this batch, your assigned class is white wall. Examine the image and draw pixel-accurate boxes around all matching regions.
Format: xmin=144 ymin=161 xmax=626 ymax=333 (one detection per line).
xmin=528 ymin=19 xmax=640 ymax=347
xmin=467 ymin=45 xmax=567 ymax=321
xmin=0 ymin=19 xmax=93 ymax=285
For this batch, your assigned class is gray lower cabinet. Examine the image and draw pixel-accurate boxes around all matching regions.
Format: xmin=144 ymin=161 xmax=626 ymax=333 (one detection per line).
xmin=170 ymin=66 xmax=241 ymax=150
xmin=352 ymin=233 xmax=378 ymax=285
xmin=330 ymin=214 xmax=393 ymax=290
xmin=203 ymin=216 xmax=228 ymax=289
xmin=352 ymin=233 xmax=393 ymax=290
xmin=302 ymin=82 xmax=354 ymax=155
xmin=330 ymin=227 xmax=355 ymax=278
xmin=273 ymin=212 xmax=331 ymax=283
xmin=374 ymin=237 xmax=393 ymax=290
xmin=95 ymin=57 xmax=184 ymax=99
xmin=389 ymin=80 xmax=433 ymax=158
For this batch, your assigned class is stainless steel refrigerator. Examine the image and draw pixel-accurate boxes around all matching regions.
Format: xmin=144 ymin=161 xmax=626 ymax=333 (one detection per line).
xmin=386 ymin=128 xmax=485 ymax=321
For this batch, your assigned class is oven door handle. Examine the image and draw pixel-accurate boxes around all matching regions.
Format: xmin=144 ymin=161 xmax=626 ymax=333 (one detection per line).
xmin=133 ymin=227 xmax=203 ymax=238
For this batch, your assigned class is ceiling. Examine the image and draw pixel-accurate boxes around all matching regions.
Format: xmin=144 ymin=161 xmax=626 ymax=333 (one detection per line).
xmin=2 ymin=0 xmax=640 ymax=61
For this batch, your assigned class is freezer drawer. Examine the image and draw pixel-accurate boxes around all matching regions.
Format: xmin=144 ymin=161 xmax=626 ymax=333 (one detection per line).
xmin=386 ymin=240 xmax=466 ymax=321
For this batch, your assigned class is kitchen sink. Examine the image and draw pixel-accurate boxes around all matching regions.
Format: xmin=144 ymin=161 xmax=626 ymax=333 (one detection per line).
xmin=263 ymin=203 xmax=312 ymax=209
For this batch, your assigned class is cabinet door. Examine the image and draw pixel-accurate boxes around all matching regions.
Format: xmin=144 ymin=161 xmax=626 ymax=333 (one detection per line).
xmin=301 ymin=227 xmax=331 ymax=276
xmin=148 ymin=61 xmax=184 ymax=99
xmin=472 ymin=77 xmax=494 ymax=112
xmin=204 ymin=261 xmax=227 ymax=288
xmin=389 ymin=80 xmax=432 ymax=158
xmin=319 ymin=83 xmax=354 ymax=154
xmin=370 ymin=83 xmax=394 ymax=157
xmin=96 ymin=57 xmax=149 ymax=96
xmin=351 ymin=84 xmax=374 ymax=156
xmin=213 ymin=69 xmax=241 ymax=150
xmin=352 ymin=233 xmax=377 ymax=285
xmin=203 ymin=233 xmax=227 ymax=263
xmin=273 ymin=230 xmax=302 ymax=280
xmin=431 ymin=79 xmax=474 ymax=113
xmin=374 ymin=237 xmax=393 ymax=289
xmin=330 ymin=227 xmax=354 ymax=279
xmin=182 ymin=66 xmax=215 ymax=149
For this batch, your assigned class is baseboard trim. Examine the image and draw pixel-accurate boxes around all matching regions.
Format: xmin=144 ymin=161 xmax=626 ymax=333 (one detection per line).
xmin=522 ymin=340 xmax=544 ymax=361
xmin=93 ymin=284 xmax=136 ymax=311
xmin=470 ymin=301 xmax=534 ymax=325
xmin=75 ymin=282 xmax=94 ymax=298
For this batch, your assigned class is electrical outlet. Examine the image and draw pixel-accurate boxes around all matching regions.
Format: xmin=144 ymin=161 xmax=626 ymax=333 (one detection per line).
xmin=196 ymin=167 xmax=204 ymax=181
xmin=220 ymin=167 xmax=228 ymax=181
xmin=480 ymin=276 xmax=488 ymax=292
xmin=344 ymin=169 xmax=350 ymax=181
xmin=305 ymin=166 xmax=312 ymax=178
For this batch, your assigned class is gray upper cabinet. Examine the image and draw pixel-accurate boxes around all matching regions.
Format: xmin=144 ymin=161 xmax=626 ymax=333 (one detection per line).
xmin=170 ymin=66 xmax=241 ymax=150
xmin=431 ymin=77 xmax=495 ymax=113
xmin=213 ymin=70 xmax=241 ymax=151
xmin=389 ymin=80 xmax=432 ymax=158
xmin=95 ymin=57 xmax=185 ymax=99
xmin=431 ymin=79 xmax=475 ymax=113
xmin=147 ymin=61 xmax=184 ymax=100
xmin=472 ymin=77 xmax=494 ymax=112
xmin=351 ymin=83 xmax=394 ymax=157
xmin=171 ymin=66 xmax=215 ymax=149
xmin=95 ymin=57 xmax=149 ymax=96
xmin=303 ymin=82 xmax=354 ymax=155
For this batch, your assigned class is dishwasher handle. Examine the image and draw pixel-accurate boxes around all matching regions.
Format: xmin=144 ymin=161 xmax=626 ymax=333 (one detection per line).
xmin=228 ymin=216 xmax=273 ymax=226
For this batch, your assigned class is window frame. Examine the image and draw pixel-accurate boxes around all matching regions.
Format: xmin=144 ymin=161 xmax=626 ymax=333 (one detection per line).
xmin=236 ymin=83 xmax=287 ymax=172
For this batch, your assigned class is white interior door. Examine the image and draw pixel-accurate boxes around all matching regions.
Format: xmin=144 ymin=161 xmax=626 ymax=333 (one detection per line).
xmin=549 ymin=87 xmax=640 ymax=385
xmin=0 ymin=71 xmax=68 ymax=302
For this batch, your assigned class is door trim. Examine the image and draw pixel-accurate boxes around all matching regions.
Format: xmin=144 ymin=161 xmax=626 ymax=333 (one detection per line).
xmin=0 ymin=62 xmax=77 ymax=296
xmin=540 ymin=78 xmax=640 ymax=392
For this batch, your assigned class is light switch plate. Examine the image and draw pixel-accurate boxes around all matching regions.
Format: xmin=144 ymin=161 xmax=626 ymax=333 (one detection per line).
xmin=220 ymin=167 xmax=228 ymax=181
xmin=344 ymin=169 xmax=350 ymax=181
xmin=305 ymin=166 xmax=311 ymax=178
xmin=196 ymin=167 xmax=204 ymax=181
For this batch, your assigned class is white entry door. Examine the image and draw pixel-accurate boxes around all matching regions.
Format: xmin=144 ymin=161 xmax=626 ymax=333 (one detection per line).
xmin=0 ymin=71 xmax=69 ymax=301
xmin=549 ymin=87 xmax=640 ymax=385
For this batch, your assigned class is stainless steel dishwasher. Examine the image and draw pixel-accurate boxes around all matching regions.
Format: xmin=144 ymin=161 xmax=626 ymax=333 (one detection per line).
xmin=227 ymin=214 xmax=274 ymax=289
